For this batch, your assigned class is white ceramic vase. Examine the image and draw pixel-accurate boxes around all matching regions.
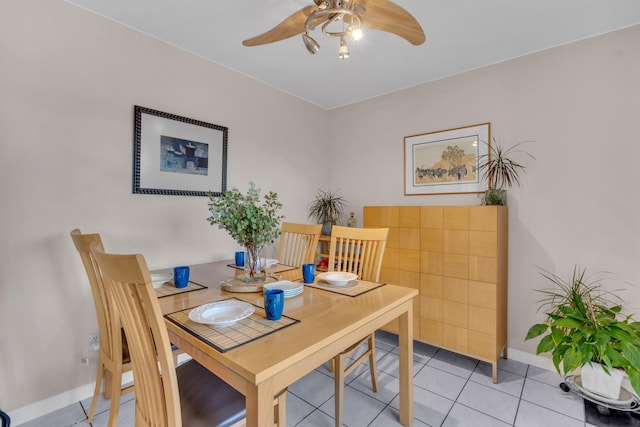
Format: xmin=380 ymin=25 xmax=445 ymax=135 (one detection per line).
xmin=580 ymin=361 xmax=625 ymax=400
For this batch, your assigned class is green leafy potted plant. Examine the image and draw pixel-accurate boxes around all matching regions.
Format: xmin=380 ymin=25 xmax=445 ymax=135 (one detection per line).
xmin=308 ymin=189 xmax=346 ymax=235
xmin=525 ymin=266 xmax=640 ymax=398
xmin=476 ymin=138 xmax=534 ymax=205
xmin=207 ymin=182 xmax=283 ymax=283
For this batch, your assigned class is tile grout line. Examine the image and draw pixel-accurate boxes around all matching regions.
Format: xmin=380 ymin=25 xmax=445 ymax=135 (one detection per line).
xmin=511 ymin=363 xmax=530 ymax=426
xmin=437 ymin=353 xmax=479 ymax=427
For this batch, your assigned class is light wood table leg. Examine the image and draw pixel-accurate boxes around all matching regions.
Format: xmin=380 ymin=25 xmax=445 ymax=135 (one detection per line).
xmin=334 ymin=355 xmax=345 ymax=427
xmin=245 ymin=379 xmax=276 ymax=427
xmin=398 ymin=304 xmax=414 ymax=426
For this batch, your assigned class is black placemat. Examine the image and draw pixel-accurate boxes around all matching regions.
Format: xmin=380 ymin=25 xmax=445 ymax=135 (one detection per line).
xmin=303 ymin=279 xmax=385 ymax=297
xmin=164 ymin=298 xmax=299 ymax=353
xmin=154 ymin=280 xmax=206 ymax=298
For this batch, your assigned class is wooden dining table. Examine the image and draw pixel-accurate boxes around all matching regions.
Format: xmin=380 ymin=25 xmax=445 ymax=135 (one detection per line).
xmin=156 ymin=260 xmax=418 ymax=427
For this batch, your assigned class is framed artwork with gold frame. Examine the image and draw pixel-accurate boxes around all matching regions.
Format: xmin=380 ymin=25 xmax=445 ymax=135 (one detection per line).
xmin=404 ymin=123 xmax=490 ymax=196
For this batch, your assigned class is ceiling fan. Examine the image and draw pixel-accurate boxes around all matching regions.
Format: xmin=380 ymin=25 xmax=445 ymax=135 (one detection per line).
xmin=242 ymin=0 xmax=425 ymax=59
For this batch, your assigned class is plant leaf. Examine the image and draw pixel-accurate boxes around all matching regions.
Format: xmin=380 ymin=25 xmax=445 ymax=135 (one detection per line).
xmin=621 ymin=341 xmax=640 ymax=371
xmin=525 ymin=323 xmax=548 ymax=340
xmin=627 ymin=368 xmax=640 ymax=396
xmin=562 ymin=347 xmax=583 ymax=373
xmin=608 ymin=325 xmax=632 ymax=342
xmin=536 ymin=335 xmax=555 ymax=355
xmin=552 ymin=317 xmax=582 ymax=329
xmin=604 ymin=347 xmax=628 ymax=368
xmin=594 ymin=331 xmax=610 ymax=346
xmin=552 ymin=351 xmax=563 ymax=374
xmin=550 ymin=326 xmax=566 ymax=344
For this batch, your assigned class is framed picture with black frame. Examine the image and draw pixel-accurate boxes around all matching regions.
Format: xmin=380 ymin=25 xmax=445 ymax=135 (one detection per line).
xmin=133 ymin=105 xmax=227 ymax=196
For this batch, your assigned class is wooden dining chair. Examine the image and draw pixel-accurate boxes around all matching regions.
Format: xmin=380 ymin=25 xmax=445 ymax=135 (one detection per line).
xmin=327 ymin=225 xmax=389 ymax=427
xmin=90 ymin=245 xmax=286 ymax=427
xmin=0 ymin=409 xmax=10 ymax=427
xmin=70 ymin=229 xmax=133 ymax=426
xmin=276 ymin=222 xmax=322 ymax=267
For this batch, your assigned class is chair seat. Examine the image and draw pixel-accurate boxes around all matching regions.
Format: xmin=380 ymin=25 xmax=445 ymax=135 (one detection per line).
xmin=177 ymin=360 xmax=245 ymax=427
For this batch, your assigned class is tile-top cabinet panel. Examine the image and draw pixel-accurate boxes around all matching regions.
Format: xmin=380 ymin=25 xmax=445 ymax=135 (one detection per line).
xmin=364 ymin=206 xmax=507 ymax=383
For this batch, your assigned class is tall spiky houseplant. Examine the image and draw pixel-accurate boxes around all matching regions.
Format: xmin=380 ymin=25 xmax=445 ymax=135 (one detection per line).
xmin=476 ymin=138 xmax=534 ymax=205
xmin=308 ymin=189 xmax=346 ymax=235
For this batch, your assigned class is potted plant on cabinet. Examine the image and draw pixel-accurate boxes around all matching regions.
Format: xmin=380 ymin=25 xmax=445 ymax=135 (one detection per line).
xmin=476 ymin=138 xmax=534 ymax=205
xmin=308 ymin=189 xmax=346 ymax=235
xmin=525 ymin=266 xmax=640 ymax=399
xmin=207 ymin=182 xmax=283 ymax=283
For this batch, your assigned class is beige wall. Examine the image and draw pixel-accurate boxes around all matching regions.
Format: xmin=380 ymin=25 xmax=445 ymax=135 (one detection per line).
xmin=328 ymin=24 xmax=640 ymax=356
xmin=2 ymin=0 xmax=640 ymax=421
xmin=0 ymin=0 xmax=329 ymax=413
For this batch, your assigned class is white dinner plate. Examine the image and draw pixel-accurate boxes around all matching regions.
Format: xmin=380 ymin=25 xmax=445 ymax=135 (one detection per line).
xmin=188 ymin=300 xmax=255 ymax=327
xmin=151 ymin=273 xmax=172 ymax=288
xmin=264 ymin=281 xmax=302 ymax=292
xmin=573 ymin=375 xmax=634 ymax=406
xmin=317 ymin=272 xmax=358 ymax=286
xmin=265 ymin=258 xmax=279 ymax=268
xmin=263 ymin=281 xmax=303 ymax=298
xmin=281 ymin=289 xmax=303 ymax=298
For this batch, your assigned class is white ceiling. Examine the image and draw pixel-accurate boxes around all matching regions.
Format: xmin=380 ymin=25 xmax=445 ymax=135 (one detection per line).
xmin=67 ymin=0 xmax=640 ymax=109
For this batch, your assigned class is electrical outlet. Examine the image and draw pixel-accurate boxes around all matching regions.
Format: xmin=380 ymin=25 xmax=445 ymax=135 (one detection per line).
xmin=80 ymin=357 xmax=90 ymax=366
xmin=89 ymin=333 xmax=100 ymax=352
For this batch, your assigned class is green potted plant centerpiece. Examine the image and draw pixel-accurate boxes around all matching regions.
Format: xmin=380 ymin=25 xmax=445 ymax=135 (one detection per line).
xmin=207 ymin=182 xmax=283 ymax=283
xmin=477 ymin=138 xmax=534 ymax=205
xmin=525 ymin=266 xmax=640 ymax=399
xmin=308 ymin=189 xmax=346 ymax=235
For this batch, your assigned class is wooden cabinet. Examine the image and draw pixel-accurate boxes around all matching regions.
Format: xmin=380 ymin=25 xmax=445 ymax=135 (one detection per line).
xmin=364 ymin=205 xmax=507 ymax=382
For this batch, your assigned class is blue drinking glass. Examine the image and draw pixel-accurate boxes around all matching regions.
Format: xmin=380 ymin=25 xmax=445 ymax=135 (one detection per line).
xmin=173 ymin=265 xmax=190 ymax=288
xmin=264 ymin=289 xmax=284 ymax=320
xmin=302 ymin=263 xmax=315 ymax=284
xmin=235 ymin=251 xmax=245 ymax=267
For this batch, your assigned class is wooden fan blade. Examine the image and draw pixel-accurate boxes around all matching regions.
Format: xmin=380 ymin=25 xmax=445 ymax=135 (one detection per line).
xmin=243 ymin=5 xmax=318 ymax=46
xmin=359 ymin=0 xmax=425 ymax=45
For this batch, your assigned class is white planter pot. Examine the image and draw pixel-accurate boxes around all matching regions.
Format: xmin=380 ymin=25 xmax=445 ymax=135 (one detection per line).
xmin=580 ymin=362 xmax=625 ymax=400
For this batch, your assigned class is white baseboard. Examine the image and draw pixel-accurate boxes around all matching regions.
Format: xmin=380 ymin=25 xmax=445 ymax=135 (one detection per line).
xmin=12 ymin=354 xmax=192 ymax=426
xmin=506 ymin=346 xmax=556 ymax=372
xmin=12 ymin=349 xmax=551 ymax=425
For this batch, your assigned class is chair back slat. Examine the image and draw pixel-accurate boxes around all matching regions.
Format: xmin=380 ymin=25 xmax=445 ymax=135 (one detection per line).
xmin=328 ymin=226 xmax=389 ymax=282
xmin=70 ymin=230 xmax=120 ymax=361
xmin=91 ymin=247 xmax=181 ymax=427
xmin=277 ymin=222 xmax=322 ymax=267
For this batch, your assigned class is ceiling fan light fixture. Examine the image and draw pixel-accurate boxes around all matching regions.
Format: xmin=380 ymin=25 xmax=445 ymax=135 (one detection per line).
xmin=302 ymin=33 xmax=319 ymax=54
xmin=242 ymin=0 xmax=426 ymax=57
xmin=349 ymin=26 xmax=363 ymax=41
xmin=338 ymin=37 xmax=349 ymax=59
